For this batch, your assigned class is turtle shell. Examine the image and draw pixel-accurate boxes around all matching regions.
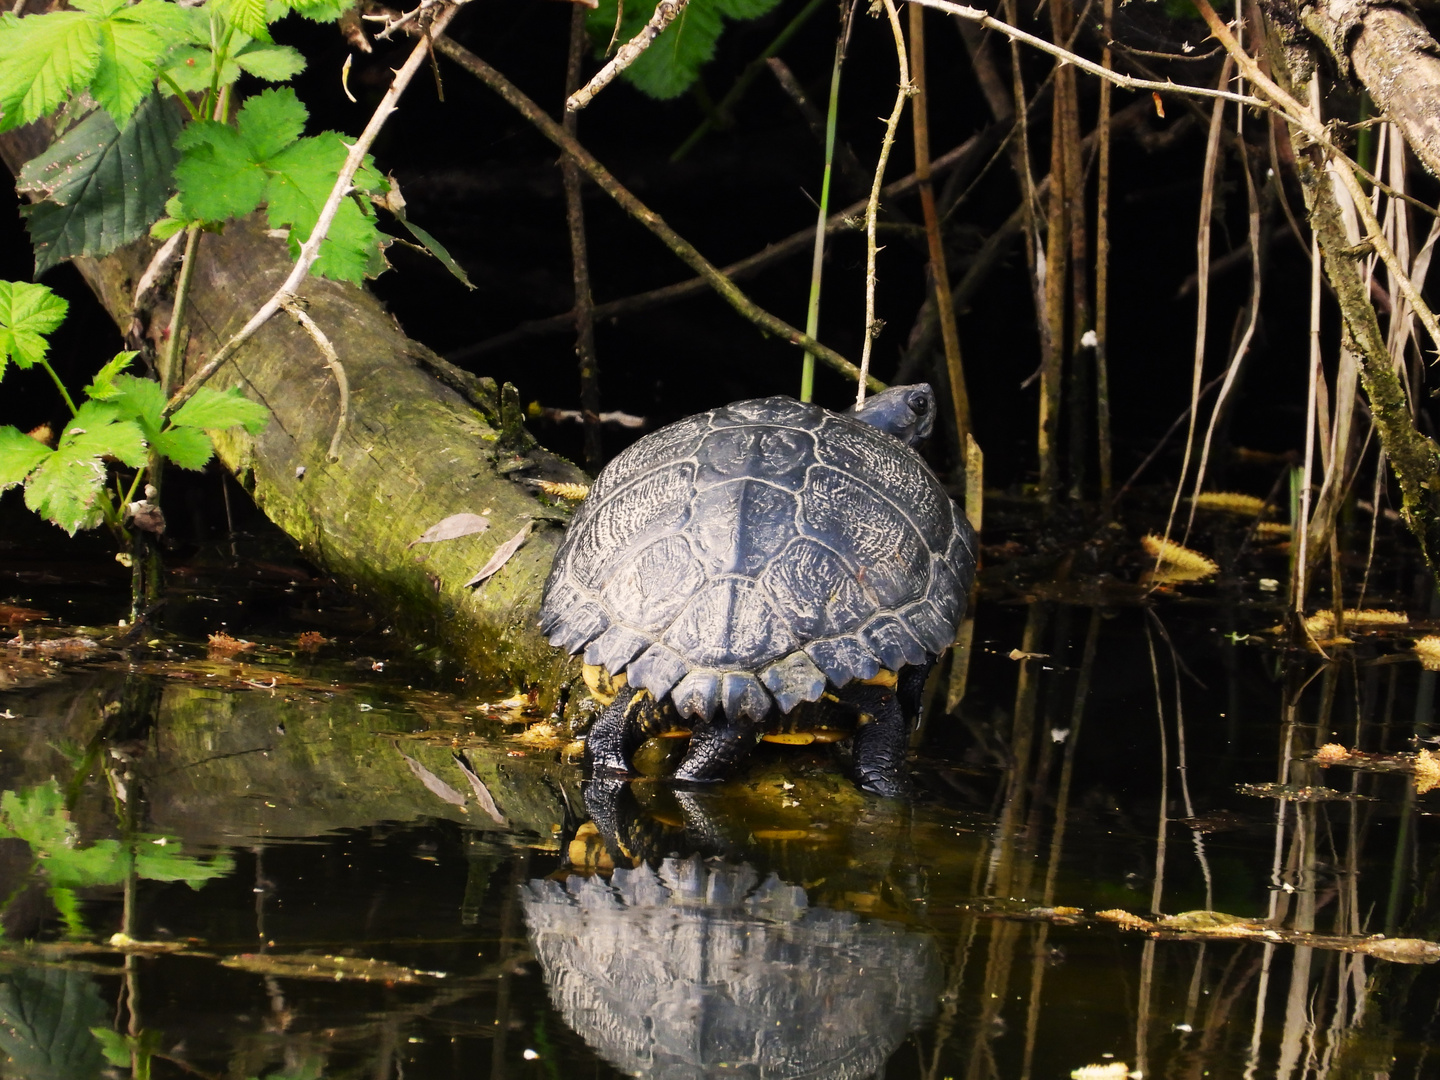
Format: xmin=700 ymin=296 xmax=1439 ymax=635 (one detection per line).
xmin=539 ymin=395 xmax=976 ymax=722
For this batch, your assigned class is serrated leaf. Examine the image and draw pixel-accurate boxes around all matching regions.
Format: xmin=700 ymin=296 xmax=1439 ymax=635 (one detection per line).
xmin=24 ymin=403 xmax=146 ymax=534
xmin=106 ymin=373 xmax=165 ymax=438
xmin=285 ymin=0 xmax=351 ymax=21
xmin=17 ymin=94 xmax=185 ymax=274
xmin=170 ymin=385 xmax=269 ymax=434
xmin=235 ymin=42 xmax=305 ymax=81
xmin=0 ymin=969 xmax=109 ymax=1080
xmin=0 ymin=10 xmax=100 ymax=132
xmin=91 ymin=1027 xmax=131 ymax=1068
xmin=131 ymin=839 xmax=233 ymax=885
xmin=90 ymin=2 xmax=178 ymax=127
xmin=82 ymin=350 xmax=136 ymax=400
xmin=149 ymin=215 xmax=185 ymax=240
xmin=0 ymin=280 xmax=67 ymax=377
xmin=267 ymin=132 xmax=386 ymax=283
xmin=152 ymin=425 xmax=213 ymax=469
xmin=161 ymin=43 xmax=238 ymax=94
xmin=173 ymin=119 xmax=267 ymax=222
xmin=0 ymin=426 xmax=53 ymax=490
xmin=213 ymin=0 xmax=271 ymax=40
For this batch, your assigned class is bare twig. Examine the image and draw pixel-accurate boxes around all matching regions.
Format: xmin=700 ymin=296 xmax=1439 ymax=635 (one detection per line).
xmin=166 ymin=1 xmax=464 ymax=415
xmin=281 ymin=298 xmax=350 ymax=463
xmin=566 ymin=0 xmax=689 ymax=112
xmin=424 ymin=19 xmax=881 ymax=391
xmin=1095 ymin=0 xmax=1114 ymax=505
xmin=911 ymin=0 xmax=1268 ymax=109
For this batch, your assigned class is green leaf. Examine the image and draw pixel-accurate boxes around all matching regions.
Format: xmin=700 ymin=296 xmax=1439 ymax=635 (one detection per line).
xmin=0 ymin=425 xmax=55 ymax=491
xmin=90 ymin=1027 xmax=131 ymax=1068
xmin=132 ymin=839 xmax=234 ymax=885
xmin=89 ymin=0 xmax=184 ymax=127
xmin=17 ymin=94 xmax=186 ymax=274
xmin=81 ymin=350 xmax=136 ymax=400
xmin=162 ymin=43 xmax=236 ymax=93
xmin=172 ymin=87 xmax=306 ymax=223
xmin=213 ymin=0 xmax=271 ymax=40
xmin=378 ymin=185 xmax=472 ymax=289
xmin=0 ymin=10 xmax=100 ymax=132
xmin=0 ymin=280 xmax=67 ymax=379
xmin=284 ymin=0 xmax=351 ymax=21
xmin=149 ymin=215 xmax=185 ymax=240
xmin=0 ymin=968 xmax=109 ymax=1080
xmin=152 ymin=425 xmax=213 ymax=469
xmin=106 ymin=373 xmax=165 ymax=439
xmin=266 ymin=132 xmax=386 ymax=283
xmin=24 ymin=402 xmax=146 ymax=534
xmin=171 ymin=385 xmax=269 ymax=434
xmin=234 ymin=41 xmax=305 ymax=81
xmin=584 ymin=0 xmax=780 ymax=99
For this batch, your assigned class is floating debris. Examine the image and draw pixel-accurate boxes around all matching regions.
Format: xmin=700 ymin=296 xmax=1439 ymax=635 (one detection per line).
xmin=1071 ymin=1064 xmax=1138 ymax=1080
xmin=208 ymin=633 xmax=256 ymax=658
xmin=1141 ymin=534 xmax=1219 ymax=578
xmin=1415 ymin=748 xmax=1440 ymax=795
xmin=1239 ymin=782 xmax=1371 ymax=802
xmin=295 ymin=631 xmax=329 ymax=652
xmin=1304 ymin=609 xmax=1408 ymax=636
xmin=1192 ymin=491 xmax=1267 ymax=515
xmin=1415 ymin=636 xmax=1440 ymax=670
xmin=535 ymin=480 xmax=591 ymax=501
xmin=1096 ymin=909 xmax=1152 ymax=931
xmin=1313 ymin=743 xmax=1352 ymax=765
xmin=221 ymin=952 xmax=437 ymax=984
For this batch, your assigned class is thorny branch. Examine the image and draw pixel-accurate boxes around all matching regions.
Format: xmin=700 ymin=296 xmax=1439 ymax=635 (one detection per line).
xmin=566 ymin=0 xmax=690 ymax=112
xmin=281 ymin=297 xmax=350 ymax=463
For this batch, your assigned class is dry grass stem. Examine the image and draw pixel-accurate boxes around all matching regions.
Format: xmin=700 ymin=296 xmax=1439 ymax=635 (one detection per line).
xmin=566 ymin=0 xmax=690 ymax=112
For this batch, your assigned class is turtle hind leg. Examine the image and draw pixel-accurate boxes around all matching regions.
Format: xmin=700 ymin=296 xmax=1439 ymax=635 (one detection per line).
xmin=672 ymin=718 xmax=756 ymax=783
xmin=847 ymin=663 xmax=932 ymax=797
xmin=584 ymin=684 xmax=643 ymax=775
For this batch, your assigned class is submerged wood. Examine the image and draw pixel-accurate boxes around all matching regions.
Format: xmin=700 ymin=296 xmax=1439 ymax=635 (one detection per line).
xmin=1 ymin=122 xmax=580 ymax=691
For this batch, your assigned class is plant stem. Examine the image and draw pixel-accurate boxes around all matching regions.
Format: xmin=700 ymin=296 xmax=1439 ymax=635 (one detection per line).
xmin=563 ymin=3 xmax=603 ymax=468
xmin=1095 ymin=0 xmax=1114 ymax=506
xmin=908 ymin=1 xmax=969 ymax=453
xmin=800 ymin=7 xmax=848 ymax=403
xmin=37 ymin=359 xmax=78 ymax=416
xmin=857 ymin=0 xmax=912 ymax=407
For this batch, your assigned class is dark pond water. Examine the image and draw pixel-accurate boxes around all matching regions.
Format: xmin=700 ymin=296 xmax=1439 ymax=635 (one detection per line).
xmin=3 ymin=500 xmax=1440 ymax=1080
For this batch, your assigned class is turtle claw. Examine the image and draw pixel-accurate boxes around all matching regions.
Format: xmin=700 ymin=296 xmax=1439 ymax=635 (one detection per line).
xmin=584 ymin=685 xmax=641 ymax=775
xmin=673 ymin=720 xmax=755 ymax=782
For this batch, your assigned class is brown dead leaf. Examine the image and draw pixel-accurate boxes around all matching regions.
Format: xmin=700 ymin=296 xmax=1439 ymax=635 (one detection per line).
xmin=465 ymin=521 xmax=534 ymax=587
xmin=409 ymin=512 xmax=491 ymax=548
xmin=397 ymin=746 xmax=467 ymax=807
xmin=296 ymin=631 xmax=329 ymax=652
xmin=0 ymin=604 xmax=46 ymax=627
xmin=453 ymin=751 xmax=507 ymax=825
xmin=208 ymin=633 xmax=256 ymax=658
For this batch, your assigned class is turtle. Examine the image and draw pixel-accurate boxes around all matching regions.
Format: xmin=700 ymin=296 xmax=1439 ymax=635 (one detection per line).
xmin=537 ymin=383 xmax=977 ymax=796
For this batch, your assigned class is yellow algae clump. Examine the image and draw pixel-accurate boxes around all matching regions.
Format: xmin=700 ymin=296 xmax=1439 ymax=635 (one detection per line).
xmin=1192 ymin=491 xmax=1267 ymax=515
xmin=1141 ymin=534 xmax=1219 ymax=579
xmin=1313 ymin=743 xmax=1351 ymax=765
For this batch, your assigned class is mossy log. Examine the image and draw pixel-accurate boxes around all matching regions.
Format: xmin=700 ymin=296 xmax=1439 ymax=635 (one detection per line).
xmin=0 ymin=127 xmax=584 ymax=694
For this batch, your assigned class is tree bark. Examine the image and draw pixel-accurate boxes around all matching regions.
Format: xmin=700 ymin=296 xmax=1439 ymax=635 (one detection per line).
xmin=1 ymin=123 xmax=583 ymax=697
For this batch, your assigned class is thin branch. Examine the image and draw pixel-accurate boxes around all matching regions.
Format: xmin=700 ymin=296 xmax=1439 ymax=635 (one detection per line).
xmin=428 ymin=26 xmax=881 ymax=391
xmin=281 ymin=298 xmax=350 ymax=462
xmin=564 ymin=4 xmax=602 ymax=469
xmin=166 ymin=1 xmax=465 ymax=415
xmin=448 ymin=130 xmax=997 ymax=363
xmin=910 ymin=0 xmax=1269 ymax=109
xmin=857 ymin=0 xmax=912 ymax=407
xmin=566 ymin=0 xmax=689 ymax=113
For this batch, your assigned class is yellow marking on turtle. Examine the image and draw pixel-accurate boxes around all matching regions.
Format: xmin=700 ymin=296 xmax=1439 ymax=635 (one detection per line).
xmin=657 ymin=728 xmax=693 ymax=738
xmin=583 ymin=664 xmax=627 ymax=705
xmin=861 ymin=669 xmax=899 ymax=688
xmin=762 ymin=732 xmax=817 ymax=746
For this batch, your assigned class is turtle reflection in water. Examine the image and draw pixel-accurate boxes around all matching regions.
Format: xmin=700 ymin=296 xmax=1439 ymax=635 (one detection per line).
xmin=539 ymin=384 xmax=977 ymax=796
xmin=522 ymin=857 xmax=942 ymax=1080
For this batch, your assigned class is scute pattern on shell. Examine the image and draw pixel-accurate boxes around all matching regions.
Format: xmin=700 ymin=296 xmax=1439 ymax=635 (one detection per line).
xmin=539 ymin=395 xmax=976 ymax=722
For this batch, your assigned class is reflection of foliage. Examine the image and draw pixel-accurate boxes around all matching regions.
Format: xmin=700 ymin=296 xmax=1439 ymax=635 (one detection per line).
xmin=0 ymin=967 xmax=108 ymax=1080
xmin=0 ymin=781 xmax=235 ymax=935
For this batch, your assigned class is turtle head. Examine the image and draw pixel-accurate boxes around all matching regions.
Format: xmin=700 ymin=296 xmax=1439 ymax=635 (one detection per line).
xmin=850 ymin=383 xmax=936 ymax=446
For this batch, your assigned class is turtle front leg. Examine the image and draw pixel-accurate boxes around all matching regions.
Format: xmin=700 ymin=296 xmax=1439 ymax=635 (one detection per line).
xmin=673 ymin=718 xmax=756 ymax=782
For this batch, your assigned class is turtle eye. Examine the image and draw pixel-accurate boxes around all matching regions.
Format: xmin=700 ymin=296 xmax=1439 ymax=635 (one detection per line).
xmin=911 ymin=394 xmax=929 ymax=414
